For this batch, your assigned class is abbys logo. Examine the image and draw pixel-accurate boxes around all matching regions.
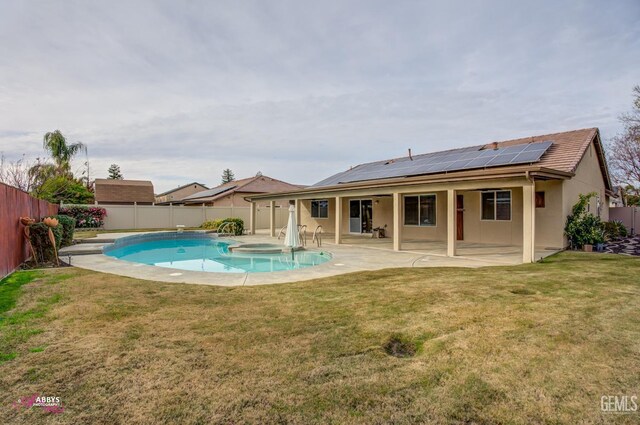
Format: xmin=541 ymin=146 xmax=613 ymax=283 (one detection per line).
xmin=601 ymin=395 xmax=638 ymax=414
xmin=13 ymin=394 xmax=64 ymax=414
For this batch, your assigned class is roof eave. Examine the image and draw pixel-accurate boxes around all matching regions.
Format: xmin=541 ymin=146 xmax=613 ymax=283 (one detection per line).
xmin=246 ymin=166 xmax=572 ymax=201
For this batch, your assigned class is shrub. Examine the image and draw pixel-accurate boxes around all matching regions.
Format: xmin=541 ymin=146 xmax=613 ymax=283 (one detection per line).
xmin=38 ymin=176 xmax=94 ymax=204
xmin=46 ymin=214 xmax=76 ymax=247
xmin=602 ymin=220 xmax=629 ymax=240
xmin=59 ymin=205 xmax=107 ymax=228
xmin=564 ymin=192 xmax=604 ymax=248
xmin=203 ymin=218 xmax=244 ymax=236
xmin=201 ymin=219 xmax=225 ymax=230
xmin=28 ymin=222 xmax=62 ymax=264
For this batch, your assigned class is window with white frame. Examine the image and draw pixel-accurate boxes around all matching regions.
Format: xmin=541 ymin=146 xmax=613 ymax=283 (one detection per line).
xmin=481 ymin=190 xmax=511 ymax=220
xmin=404 ymin=194 xmax=436 ymax=226
xmin=310 ymin=200 xmax=329 ymax=218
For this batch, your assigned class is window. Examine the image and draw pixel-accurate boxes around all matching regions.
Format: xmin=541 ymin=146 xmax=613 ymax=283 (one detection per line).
xmin=404 ymin=194 xmax=436 ymax=226
xmin=535 ymin=191 xmax=545 ymax=208
xmin=481 ymin=190 xmax=511 ymax=221
xmin=311 ymin=200 xmax=329 ymax=218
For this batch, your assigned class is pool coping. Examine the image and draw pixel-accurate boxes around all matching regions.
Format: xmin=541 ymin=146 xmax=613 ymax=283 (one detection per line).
xmin=67 ymin=231 xmax=521 ymax=286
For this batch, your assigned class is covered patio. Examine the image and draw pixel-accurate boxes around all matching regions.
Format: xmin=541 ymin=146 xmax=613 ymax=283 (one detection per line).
xmin=248 ymin=175 xmax=561 ymax=264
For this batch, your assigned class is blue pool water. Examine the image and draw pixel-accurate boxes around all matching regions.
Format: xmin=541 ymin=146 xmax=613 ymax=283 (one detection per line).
xmin=103 ymin=233 xmax=331 ymax=273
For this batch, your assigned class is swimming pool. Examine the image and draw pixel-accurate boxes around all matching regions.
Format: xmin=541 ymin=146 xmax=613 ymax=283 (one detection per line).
xmin=103 ymin=232 xmax=331 ymax=273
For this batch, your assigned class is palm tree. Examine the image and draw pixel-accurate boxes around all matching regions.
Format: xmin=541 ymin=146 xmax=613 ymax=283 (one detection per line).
xmin=42 ymin=130 xmax=87 ymax=174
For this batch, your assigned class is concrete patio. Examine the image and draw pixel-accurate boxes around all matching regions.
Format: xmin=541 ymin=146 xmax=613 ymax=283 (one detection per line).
xmin=64 ymin=230 xmax=559 ymax=286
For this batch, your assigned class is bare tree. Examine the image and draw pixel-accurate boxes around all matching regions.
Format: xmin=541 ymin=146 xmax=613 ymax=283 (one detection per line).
xmin=609 ymin=85 xmax=640 ymax=188
xmin=0 ymin=154 xmax=38 ymax=192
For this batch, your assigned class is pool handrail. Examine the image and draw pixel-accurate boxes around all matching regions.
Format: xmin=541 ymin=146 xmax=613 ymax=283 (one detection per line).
xmin=312 ymin=225 xmax=323 ymax=247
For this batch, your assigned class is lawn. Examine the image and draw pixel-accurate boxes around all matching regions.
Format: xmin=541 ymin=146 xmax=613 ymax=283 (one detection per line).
xmin=1 ymin=252 xmax=639 ymax=424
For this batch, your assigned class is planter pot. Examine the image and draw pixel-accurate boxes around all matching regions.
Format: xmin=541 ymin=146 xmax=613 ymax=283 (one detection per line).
xmin=583 ymin=244 xmax=593 ymax=252
xmin=595 ymin=243 xmax=605 ymax=252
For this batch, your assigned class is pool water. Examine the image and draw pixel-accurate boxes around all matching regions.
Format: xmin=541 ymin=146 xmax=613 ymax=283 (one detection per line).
xmin=103 ymin=235 xmax=331 ymax=273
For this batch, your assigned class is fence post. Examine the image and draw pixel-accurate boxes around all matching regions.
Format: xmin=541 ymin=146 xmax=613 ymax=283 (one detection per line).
xmin=133 ymin=202 xmax=138 ymax=229
xmin=170 ymin=203 xmax=174 ymax=227
xmin=202 ymin=203 xmax=206 ymax=223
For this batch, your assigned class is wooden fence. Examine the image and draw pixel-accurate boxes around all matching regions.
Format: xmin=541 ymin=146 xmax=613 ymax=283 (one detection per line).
xmin=0 ymin=183 xmax=59 ymax=278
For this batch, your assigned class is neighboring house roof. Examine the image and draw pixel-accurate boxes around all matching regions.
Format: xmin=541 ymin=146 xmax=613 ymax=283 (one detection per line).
xmin=180 ymin=175 xmax=304 ymax=204
xmin=156 ymin=182 xmax=208 ymax=197
xmin=181 ymin=184 xmax=238 ymax=202
xmin=248 ymin=128 xmax=612 ymax=199
xmin=94 ymin=179 xmax=155 ymax=204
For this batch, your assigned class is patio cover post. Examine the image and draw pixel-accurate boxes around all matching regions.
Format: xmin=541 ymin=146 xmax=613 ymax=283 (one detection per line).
xmin=335 ymin=196 xmax=342 ymax=244
xmin=269 ymin=200 xmax=276 ymax=237
xmin=393 ymin=192 xmax=402 ymax=251
xmin=522 ymin=182 xmax=536 ymax=263
xmin=295 ymin=199 xmax=301 ymax=224
xmin=249 ymin=201 xmax=257 ymax=235
xmin=447 ymin=189 xmax=456 ymax=257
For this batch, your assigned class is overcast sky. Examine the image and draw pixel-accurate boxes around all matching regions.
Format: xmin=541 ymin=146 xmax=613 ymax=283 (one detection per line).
xmin=0 ymin=1 xmax=638 ymax=192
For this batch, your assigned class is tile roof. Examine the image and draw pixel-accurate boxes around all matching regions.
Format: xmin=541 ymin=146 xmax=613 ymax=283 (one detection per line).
xmin=482 ymin=127 xmax=599 ymax=174
xmin=180 ymin=174 xmax=304 ymax=204
xmin=312 ymin=128 xmax=609 ymax=188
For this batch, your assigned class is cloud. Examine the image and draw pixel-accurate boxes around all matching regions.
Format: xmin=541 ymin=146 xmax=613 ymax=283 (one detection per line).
xmin=0 ymin=0 xmax=638 ymax=192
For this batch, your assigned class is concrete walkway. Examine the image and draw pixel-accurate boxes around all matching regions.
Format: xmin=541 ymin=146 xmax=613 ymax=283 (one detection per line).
xmin=65 ymin=230 xmax=560 ymax=286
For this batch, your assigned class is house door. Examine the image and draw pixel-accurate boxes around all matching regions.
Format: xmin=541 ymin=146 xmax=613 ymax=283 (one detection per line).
xmin=456 ymin=194 xmax=464 ymax=240
xmin=349 ymin=200 xmax=373 ymax=233
xmin=361 ymin=200 xmax=373 ymax=233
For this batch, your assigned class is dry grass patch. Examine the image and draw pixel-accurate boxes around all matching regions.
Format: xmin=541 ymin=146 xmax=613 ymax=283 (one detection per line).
xmin=0 ymin=252 xmax=639 ymax=424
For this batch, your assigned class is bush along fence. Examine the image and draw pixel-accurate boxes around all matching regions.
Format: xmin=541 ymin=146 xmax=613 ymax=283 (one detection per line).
xmin=59 ymin=205 xmax=106 ymax=228
xmin=201 ymin=218 xmax=245 ymax=236
xmin=0 ymin=182 xmax=59 ymax=278
xmin=565 ymin=192 xmax=630 ymax=252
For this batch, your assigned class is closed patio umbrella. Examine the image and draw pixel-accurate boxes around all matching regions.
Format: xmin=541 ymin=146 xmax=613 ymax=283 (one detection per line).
xmin=284 ymin=204 xmax=301 ymax=249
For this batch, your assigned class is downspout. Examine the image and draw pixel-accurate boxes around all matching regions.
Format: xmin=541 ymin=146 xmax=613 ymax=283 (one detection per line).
xmin=525 ymin=170 xmax=534 ymax=185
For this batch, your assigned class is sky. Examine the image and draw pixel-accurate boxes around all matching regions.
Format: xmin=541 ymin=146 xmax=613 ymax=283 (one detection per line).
xmin=0 ymin=0 xmax=638 ymax=193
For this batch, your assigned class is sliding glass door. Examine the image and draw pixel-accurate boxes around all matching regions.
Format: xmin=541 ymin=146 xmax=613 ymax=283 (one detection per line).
xmin=349 ymin=200 xmax=373 ymax=233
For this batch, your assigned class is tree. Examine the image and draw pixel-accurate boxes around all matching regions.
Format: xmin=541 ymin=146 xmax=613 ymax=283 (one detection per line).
xmin=42 ymin=130 xmax=87 ymax=175
xmin=38 ymin=175 xmax=94 ymax=204
xmin=609 ymin=86 xmax=640 ymax=190
xmin=107 ymin=164 xmax=123 ymax=180
xmin=221 ymin=168 xmax=235 ymax=184
xmin=621 ymin=184 xmax=640 ymax=206
xmin=0 ymin=154 xmax=37 ymax=191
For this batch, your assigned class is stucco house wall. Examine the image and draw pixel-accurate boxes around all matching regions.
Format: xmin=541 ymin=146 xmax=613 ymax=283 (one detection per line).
xmin=214 ymin=192 xmax=291 ymax=208
xmin=533 ymin=180 xmax=565 ymax=249
xmin=562 ymin=141 xmax=609 ymax=222
xmin=156 ymin=183 xmax=208 ymax=204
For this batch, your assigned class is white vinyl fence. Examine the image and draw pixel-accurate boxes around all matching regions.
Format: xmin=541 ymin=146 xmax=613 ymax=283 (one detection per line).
xmin=63 ymin=204 xmax=289 ymax=231
xmin=610 ymin=206 xmax=639 ymax=235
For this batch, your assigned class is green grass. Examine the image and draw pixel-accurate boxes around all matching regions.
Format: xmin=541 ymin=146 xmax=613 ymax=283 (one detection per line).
xmin=0 ymin=271 xmax=41 ymax=315
xmin=0 ymin=271 xmax=68 ymax=364
xmin=0 ymin=253 xmax=639 ymax=424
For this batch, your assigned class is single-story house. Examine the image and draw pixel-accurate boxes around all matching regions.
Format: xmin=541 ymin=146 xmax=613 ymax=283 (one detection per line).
xmin=246 ymin=128 xmax=613 ymax=263
xmin=155 ymin=182 xmax=209 ymax=204
xmin=175 ymin=174 xmax=304 ymax=208
xmin=94 ymin=179 xmax=155 ymax=205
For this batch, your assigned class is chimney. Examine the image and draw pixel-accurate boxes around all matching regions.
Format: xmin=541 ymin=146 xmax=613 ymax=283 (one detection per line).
xmin=408 ymin=148 xmax=413 ymax=160
xmin=491 ymin=142 xmax=499 ymax=150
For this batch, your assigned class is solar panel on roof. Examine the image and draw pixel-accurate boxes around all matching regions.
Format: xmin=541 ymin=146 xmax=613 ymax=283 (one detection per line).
xmin=311 ymin=141 xmax=553 ymax=187
xmin=182 ymin=185 xmax=237 ymax=200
